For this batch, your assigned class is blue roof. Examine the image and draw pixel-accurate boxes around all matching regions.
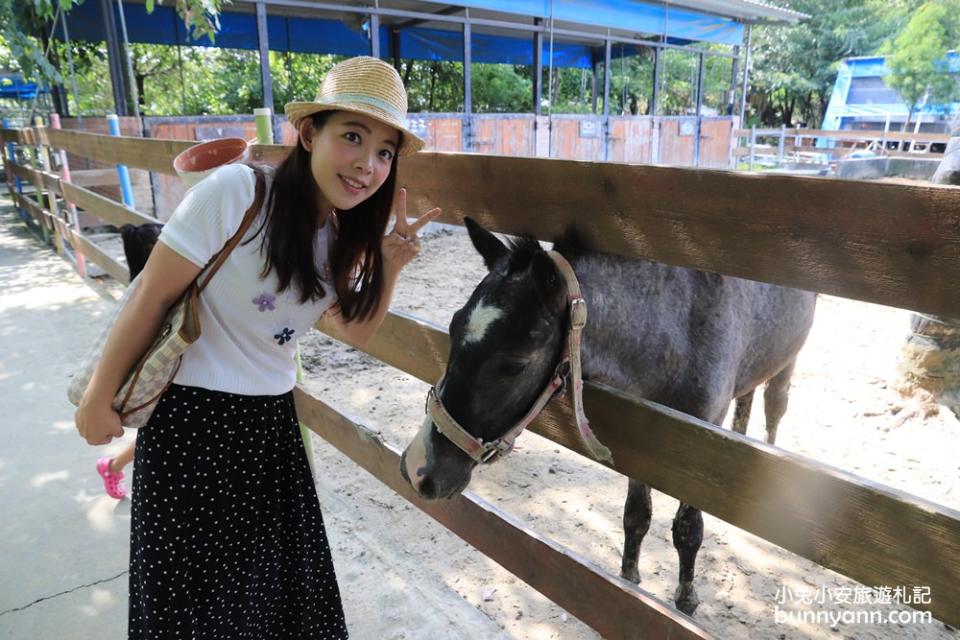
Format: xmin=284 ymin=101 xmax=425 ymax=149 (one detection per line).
xmin=55 ymin=0 xmax=744 ymax=69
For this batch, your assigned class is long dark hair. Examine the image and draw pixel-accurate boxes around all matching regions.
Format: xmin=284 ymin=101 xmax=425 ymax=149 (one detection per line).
xmin=253 ymin=111 xmax=399 ymax=323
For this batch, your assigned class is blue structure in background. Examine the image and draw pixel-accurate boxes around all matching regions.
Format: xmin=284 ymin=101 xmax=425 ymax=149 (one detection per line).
xmin=0 ymin=76 xmax=48 ymax=102
xmin=822 ymin=54 xmax=960 ymax=134
xmin=47 ymin=0 xmax=803 ymax=161
xmin=56 ymin=0 xmax=746 ymax=67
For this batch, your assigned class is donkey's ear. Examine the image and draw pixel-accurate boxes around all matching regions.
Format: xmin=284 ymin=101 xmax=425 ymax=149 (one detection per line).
xmin=530 ymin=251 xmax=565 ymax=308
xmin=465 ymin=217 xmax=508 ymax=270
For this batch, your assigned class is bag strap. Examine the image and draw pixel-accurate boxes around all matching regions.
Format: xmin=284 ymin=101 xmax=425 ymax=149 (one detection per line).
xmin=197 ymin=167 xmax=266 ymax=293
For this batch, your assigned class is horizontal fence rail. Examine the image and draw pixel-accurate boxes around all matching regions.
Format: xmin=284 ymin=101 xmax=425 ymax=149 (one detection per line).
xmin=735 ymin=128 xmax=950 ymax=145
xmin=3 ymin=126 xmax=960 ymax=629
xmin=40 ymin=128 xmax=193 ymax=176
xmin=398 ymin=153 xmax=960 ymax=319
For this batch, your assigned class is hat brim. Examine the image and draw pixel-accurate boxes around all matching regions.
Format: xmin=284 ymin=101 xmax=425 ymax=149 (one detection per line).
xmin=284 ymin=101 xmax=425 ymax=157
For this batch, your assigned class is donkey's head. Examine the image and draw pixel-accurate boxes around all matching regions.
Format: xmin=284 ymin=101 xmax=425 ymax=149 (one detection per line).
xmin=400 ymin=218 xmax=570 ymax=500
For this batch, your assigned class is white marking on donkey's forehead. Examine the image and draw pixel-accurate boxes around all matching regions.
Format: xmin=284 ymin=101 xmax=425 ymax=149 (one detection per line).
xmin=463 ymin=302 xmax=504 ymax=345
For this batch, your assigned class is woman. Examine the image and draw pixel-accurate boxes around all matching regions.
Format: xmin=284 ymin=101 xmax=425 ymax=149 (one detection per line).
xmin=75 ymin=56 xmax=440 ymax=638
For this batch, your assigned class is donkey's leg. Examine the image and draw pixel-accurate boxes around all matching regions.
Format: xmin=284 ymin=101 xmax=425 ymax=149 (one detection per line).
xmin=672 ymin=502 xmax=704 ymax=615
xmin=620 ymin=478 xmax=652 ymax=584
xmin=731 ymin=390 xmax=754 ymax=435
xmin=763 ymin=359 xmax=797 ymax=445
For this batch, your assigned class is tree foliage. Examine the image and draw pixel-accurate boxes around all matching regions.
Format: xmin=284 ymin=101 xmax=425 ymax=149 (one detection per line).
xmin=883 ymin=0 xmax=960 ymax=127
xmin=749 ymin=0 xmax=917 ymax=126
xmin=0 ymin=0 xmax=229 ymax=87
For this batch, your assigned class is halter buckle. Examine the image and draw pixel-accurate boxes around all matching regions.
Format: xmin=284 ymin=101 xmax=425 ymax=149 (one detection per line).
xmin=570 ymin=297 xmax=587 ymax=330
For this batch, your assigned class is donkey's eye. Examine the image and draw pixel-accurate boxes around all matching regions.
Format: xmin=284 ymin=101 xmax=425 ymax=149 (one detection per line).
xmin=499 ymin=361 xmax=526 ymax=377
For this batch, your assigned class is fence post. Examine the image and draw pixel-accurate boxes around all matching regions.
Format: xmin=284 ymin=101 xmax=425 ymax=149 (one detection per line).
xmin=254 ymin=107 xmax=273 ymax=144
xmin=28 ymin=117 xmax=52 ymax=245
xmin=3 ymin=117 xmax=28 ymax=222
xmin=778 ymin=124 xmax=786 ymax=166
xmin=749 ymin=126 xmax=756 ymax=170
xmin=106 ymin=114 xmax=135 ymax=208
xmin=34 ymin=116 xmax=63 ymax=253
xmin=50 ymin=113 xmax=85 ymax=276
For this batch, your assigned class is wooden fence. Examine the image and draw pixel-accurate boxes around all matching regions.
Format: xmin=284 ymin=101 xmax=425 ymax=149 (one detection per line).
xmin=2 ymin=125 xmax=959 ymax=637
xmin=733 ymin=126 xmax=950 ymax=168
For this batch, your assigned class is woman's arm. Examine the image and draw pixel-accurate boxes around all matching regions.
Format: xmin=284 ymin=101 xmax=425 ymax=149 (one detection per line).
xmin=326 ymin=266 xmax=400 ymax=347
xmin=75 ymin=243 xmax=202 ymax=446
xmin=329 ymin=188 xmax=440 ymax=346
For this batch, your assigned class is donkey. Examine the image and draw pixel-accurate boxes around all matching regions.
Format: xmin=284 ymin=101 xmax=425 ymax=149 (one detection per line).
xmin=120 ymin=223 xmax=163 ymax=279
xmin=400 ymin=218 xmax=817 ymax=615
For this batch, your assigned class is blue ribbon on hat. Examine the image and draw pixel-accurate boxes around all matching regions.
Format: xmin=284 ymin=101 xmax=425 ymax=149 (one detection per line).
xmin=316 ymin=93 xmax=404 ymax=122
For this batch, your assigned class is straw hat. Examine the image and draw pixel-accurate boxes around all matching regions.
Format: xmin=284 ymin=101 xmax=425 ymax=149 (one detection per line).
xmin=284 ymin=56 xmax=425 ymax=156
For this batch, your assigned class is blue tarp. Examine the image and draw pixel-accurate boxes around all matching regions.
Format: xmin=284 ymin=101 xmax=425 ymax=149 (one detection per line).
xmin=55 ymin=0 xmax=740 ymax=69
xmin=416 ymin=0 xmax=743 ymax=45
xmin=0 ymin=76 xmax=46 ymax=100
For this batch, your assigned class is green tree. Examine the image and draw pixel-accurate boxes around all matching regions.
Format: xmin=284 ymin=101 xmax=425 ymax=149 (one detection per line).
xmin=0 ymin=0 xmax=230 ymax=89
xmin=471 ymin=63 xmax=531 ymax=113
xmin=883 ymin=0 xmax=960 ymax=130
xmin=749 ymin=0 xmax=916 ymax=126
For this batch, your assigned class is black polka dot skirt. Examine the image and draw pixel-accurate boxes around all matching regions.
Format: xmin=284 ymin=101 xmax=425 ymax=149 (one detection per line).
xmin=129 ymin=384 xmax=348 ymax=639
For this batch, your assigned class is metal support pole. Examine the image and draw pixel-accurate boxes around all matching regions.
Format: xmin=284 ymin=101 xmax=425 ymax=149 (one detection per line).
xmin=591 ymin=48 xmax=600 ymax=114
xmin=650 ymin=46 xmax=661 ymax=116
xmin=694 ymin=52 xmax=705 ymax=167
xmin=369 ymin=13 xmax=381 ymax=58
xmin=99 ymin=0 xmax=129 ymax=116
xmin=107 ymin=114 xmax=135 ymax=208
xmin=391 ymin=29 xmax=401 ymax=70
xmin=533 ymin=18 xmax=543 ymax=115
xmin=256 ymin=2 xmax=274 ymax=110
xmin=738 ymin=24 xmax=753 ymax=126
xmin=728 ymin=45 xmax=740 ymax=116
xmin=602 ymin=38 xmax=612 ymax=161
xmin=463 ymin=14 xmax=472 ymax=152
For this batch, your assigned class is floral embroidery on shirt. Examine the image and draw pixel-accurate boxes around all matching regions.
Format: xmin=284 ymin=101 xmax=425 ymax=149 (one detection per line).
xmin=252 ymin=293 xmax=276 ymax=312
xmin=275 ymin=327 xmax=295 ymax=345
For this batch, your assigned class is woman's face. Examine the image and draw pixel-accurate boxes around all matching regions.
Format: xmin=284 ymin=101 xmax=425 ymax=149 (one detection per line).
xmin=300 ymin=111 xmax=399 ymax=213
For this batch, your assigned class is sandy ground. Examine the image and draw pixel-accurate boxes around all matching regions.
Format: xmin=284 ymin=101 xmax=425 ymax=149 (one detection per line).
xmin=84 ymin=224 xmax=960 ymax=639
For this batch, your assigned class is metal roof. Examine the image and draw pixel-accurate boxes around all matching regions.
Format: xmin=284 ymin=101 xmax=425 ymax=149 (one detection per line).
xmin=660 ymin=0 xmax=807 ymax=24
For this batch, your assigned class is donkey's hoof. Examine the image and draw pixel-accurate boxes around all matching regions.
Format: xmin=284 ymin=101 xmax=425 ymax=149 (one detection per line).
xmin=620 ymin=566 xmax=640 ymax=584
xmin=674 ymin=582 xmax=700 ymax=615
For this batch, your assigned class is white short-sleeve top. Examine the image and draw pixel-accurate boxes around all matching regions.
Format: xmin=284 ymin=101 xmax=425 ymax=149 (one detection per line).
xmin=158 ymin=163 xmax=337 ymax=396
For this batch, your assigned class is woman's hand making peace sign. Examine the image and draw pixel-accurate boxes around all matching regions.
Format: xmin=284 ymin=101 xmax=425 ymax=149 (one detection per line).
xmin=382 ymin=187 xmax=442 ymax=276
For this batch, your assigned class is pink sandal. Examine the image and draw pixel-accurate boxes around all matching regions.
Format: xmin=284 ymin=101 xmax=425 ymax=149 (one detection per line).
xmin=96 ymin=457 xmax=128 ymax=500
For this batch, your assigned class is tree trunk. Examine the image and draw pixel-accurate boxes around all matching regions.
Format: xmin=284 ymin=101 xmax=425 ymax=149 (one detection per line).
xmin=783 ymin=97 xmax=795 ymax=127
